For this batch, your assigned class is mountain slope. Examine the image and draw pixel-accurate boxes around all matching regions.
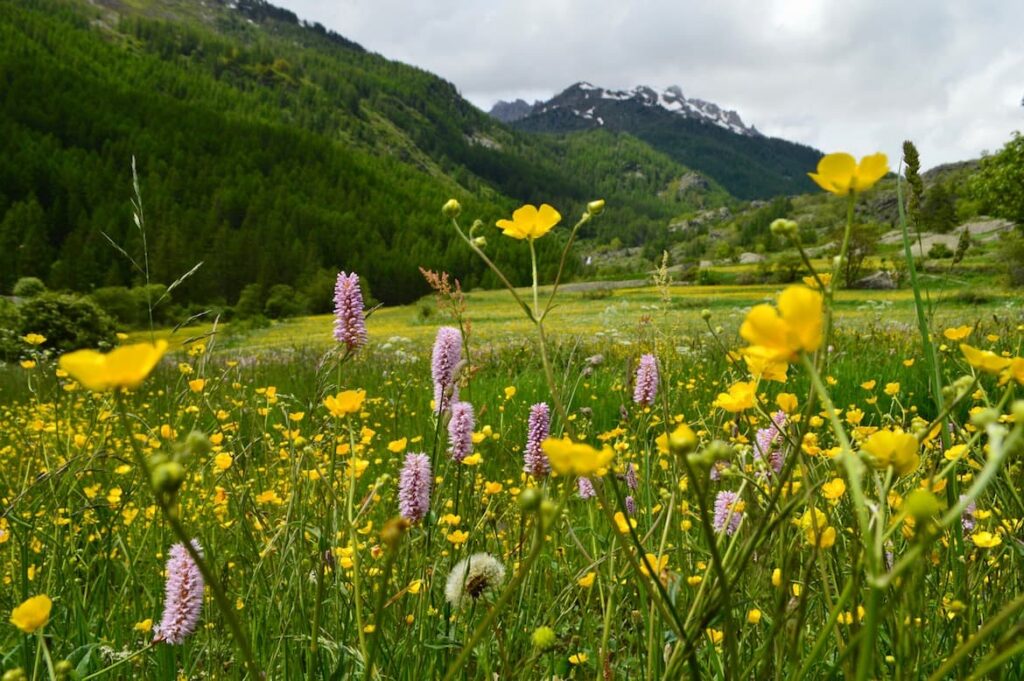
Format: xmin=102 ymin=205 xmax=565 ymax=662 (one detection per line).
xmin=506 ymin=83 xmax=822 ymax=200
xmin=0 ymin=0 xmax=723 ymax=307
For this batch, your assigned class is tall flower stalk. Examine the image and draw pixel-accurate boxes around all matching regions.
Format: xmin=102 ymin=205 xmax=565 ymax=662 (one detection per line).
xmin=445 ymin=199 xmax=603 ymax=436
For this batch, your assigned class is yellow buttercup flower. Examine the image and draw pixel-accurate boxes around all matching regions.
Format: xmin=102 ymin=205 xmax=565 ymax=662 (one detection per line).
xmin=801 ymin=273 xmax=831 ymax=290
xmin=742 ymin=348 xmax=788 ymax=382
xmin=862 ymin=429 xmax=920 ymax=476
xmin=541 ymin=437 xmax=614 ymax=476
xmin=496 ymin=203 xmax=561 ymax=240
xmin=22 ymin=333 xmax=47 ymax=346
xmin=776 ymin=393 xmax=798 ymax=414
xmin=59 ymin=341 xmax=168 ymax=391
xmin=713 ymin=381 xmax=756 ymax=413
xmin=577 ymin=571 xmax=596 ymax=588
xmin=971 ymin=531 xmax=1002 ymax=548
xmin=324 ymin=390 xmax=366 ymax=417
xmin=960 ymin=344 xmax=1011 ymax=375
xmin=800 ymin=508 xmax=836 ymax=548
xmin=943 ymin=326 xmax=973 ymax=341
xmin=822 ymin=478 xmax=847 ymax=501
xmin=655 ymin=423 xmax=697 ymax=454
xmin=1002 ymin=357 xmax=1024 ymax=386
xmin=739 ymin=285 xmax=823 ymax=362
xmin=808 ymin=152 xmax=889 ymax=195
xmin=10 ymin=594 xmax=51 ymax=633
xmin=639 ymin=553 xmax=669 ymax=578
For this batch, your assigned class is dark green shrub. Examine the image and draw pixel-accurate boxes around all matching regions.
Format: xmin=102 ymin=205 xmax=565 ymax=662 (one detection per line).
xmin=17 ymin=293 xmax=116 ymax=352
xmin=91 ymin=286 xmax=139 ymax=326
xmin=12 ymin=277 xmax=46 ymax=298
xmin=927 ymin=242 xmax=953 ymax=259
xmin=264 ymin=284 xmax=308 ymax=319
xmin=132 ymin=284 xmax=172 ymax=326
xmin=235 ymin=284 xmax=264 ymax=319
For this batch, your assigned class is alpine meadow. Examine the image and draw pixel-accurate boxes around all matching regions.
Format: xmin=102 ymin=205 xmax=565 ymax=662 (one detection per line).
xmin=2 ymin=1 xmax=1024 ymax=680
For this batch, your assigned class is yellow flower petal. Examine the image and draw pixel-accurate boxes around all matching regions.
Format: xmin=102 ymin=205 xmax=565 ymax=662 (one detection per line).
xmin=495 ymin=203 xmax=561 ymax=240
xmin=10 ymin=594 xmax=52 ymax=633
xmin=809 ymin=153 xmax=856 ymax=195
xmin=854 ymin=153 xmax=889 ymax=191
xmin=59 ymin=341 xmax=168 ymax=391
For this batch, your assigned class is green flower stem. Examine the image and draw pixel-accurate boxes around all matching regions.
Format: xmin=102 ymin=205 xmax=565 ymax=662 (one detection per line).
xmin=879 ymin=416 xmax=1020 ymax=588
xmin=799 ymin=354 xmax=880 ymax=681
xmin=114 ymin=395 xmax=262 ymax=678
xmin=821 ymin=195 xmax=856 ymax=362
xmin=441 ymin=489 xmax=567 ymax=681
xmin=344 ymin=418 xmax=370 ymax=665
xmin=528 ymin=237 xmax=573 ymax=438
xmin=800 ymin=356 xmax=872 ymax=548
xmin=540 ymin=212 xmax=592 ymax=321
xmin=364 ymin=542 xmax=401 ymax=680
xmin=594 ymin=481 xmax=691 ymax=650
xmin=308 ymin=557 xmax=326 ymax=681
xmin=895 ymin=164 xmax=962 ymax=571
xmin=792 ymin=577 xmax=857 ymax=681
xmin=449 ymin=217 xmax=534 ymax=322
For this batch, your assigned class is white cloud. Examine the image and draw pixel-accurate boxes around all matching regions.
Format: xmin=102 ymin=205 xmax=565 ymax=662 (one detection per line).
xmin=278 ymin=0 xmax=1023 ymax=167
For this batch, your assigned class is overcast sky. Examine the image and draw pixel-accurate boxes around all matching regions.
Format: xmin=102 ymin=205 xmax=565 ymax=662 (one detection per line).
xmin=277 ymin=0 xmax=1023 ymax=168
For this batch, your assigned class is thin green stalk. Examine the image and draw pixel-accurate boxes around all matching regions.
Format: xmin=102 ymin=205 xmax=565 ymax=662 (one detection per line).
xmin=925 ymin=593 xmax=1024 ymax=681
xmin=114 ymin=395 xmax=261 ymax=678
xmin=345 ymin=418 xmax=370 ymax=664
xmin=441 ymin=492 xmax=565 ymax=681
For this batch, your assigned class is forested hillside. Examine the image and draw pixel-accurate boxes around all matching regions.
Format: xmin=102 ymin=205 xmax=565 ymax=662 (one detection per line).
xmin=0 ymin=0 xmax=720 ymax=307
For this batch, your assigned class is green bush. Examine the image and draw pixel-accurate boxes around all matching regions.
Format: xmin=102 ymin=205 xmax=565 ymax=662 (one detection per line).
xmin=969 ymin=131 xmax=1024 ymax=226
xmin=90 ymin=284 xmax=173 ymax=328
xmin=1001 ymin=232 xmax=1024 ymax=287
xmin=132 ymin=284 xmax=172 ymax=326
xmin=927 ymin=242 xmax=953 ymax=259
xmin=17 ymin=293 xmax=117 ymax=352
xmin=12 ymin=277 xmax=46 ymax=298
xmin=235 ymin=284 xmax=264 ymax=319
xmin=263 ymin=284 xmax=309 ymax=319
xmin=91 ymin=286 xmax=139 ymax=326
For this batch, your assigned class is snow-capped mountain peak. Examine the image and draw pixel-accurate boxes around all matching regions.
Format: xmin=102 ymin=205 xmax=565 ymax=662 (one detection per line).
xmin=490 ymin=82 xmax=759 ymax=137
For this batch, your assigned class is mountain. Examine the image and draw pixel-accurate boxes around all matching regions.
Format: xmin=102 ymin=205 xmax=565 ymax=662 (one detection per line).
xmin=501 ymin=82 xmax=822 ymax=200
xmin=0 ymin=0 xmax=723 ymax=308
xmin=488 ymin=98 xmax=540 ymax=124
xmin=493 ymin=83 xmax=758 ymax=136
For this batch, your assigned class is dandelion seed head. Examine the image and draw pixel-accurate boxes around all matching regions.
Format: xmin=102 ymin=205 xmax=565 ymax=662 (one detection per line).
xmin=444 ymin=553 xmax=506 ymax=609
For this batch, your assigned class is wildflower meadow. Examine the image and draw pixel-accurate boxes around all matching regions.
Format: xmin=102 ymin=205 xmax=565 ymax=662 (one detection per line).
xmin=2 ymin=149 xmax=1024 ymax=681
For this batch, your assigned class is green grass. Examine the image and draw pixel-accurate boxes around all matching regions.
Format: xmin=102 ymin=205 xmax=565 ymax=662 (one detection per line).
xmin=124 ymin=281 xmax=1023 ymax=354
xmin=2 ymin=275 xmax=1023 ymax=679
